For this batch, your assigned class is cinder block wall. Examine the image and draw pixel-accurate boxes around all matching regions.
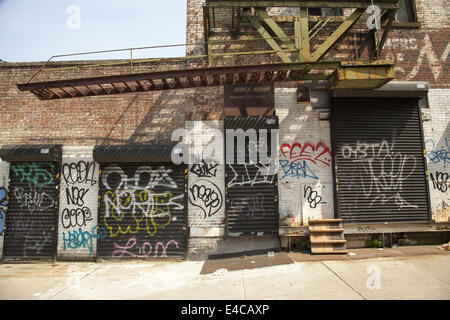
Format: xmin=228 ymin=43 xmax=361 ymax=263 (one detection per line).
xmin=275 ymin=88 xmax=334 ymax=227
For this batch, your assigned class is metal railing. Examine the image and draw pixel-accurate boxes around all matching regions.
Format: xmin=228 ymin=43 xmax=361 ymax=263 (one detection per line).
xmin=26 ymin=36 xmax=301 ymax=84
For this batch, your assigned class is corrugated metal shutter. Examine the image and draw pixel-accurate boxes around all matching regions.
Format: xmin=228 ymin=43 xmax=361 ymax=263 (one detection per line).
xmin=224 ymin=116 xmax=279 ymax=237
xmin=4 ymin=162 xmax=59 ymax=258
xmin=331 ymin=98 xmax=430 ymax=223
xmin=97 ymin=163 xmax=188 ymax=259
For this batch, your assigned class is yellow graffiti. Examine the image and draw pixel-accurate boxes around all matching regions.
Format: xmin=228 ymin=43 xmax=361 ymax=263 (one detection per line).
xmin=103 ymin=189 xmax=177 ymax=237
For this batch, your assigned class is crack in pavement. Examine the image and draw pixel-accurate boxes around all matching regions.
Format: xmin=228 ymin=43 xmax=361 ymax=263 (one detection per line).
xmin=49 ymin=264 xmax=103 ymax=300
xmin=320 ymin=261 xmax=367 ymax=300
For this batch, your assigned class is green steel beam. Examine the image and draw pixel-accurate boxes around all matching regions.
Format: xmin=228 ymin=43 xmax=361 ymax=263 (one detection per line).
xmin=299 ymin=8 xmax=310 ymax=61
xmin=374 ymin=9 xmax=397 ymax=58
xmin=311 ymin=8 xmax=365 ymax=61
xmin=256 ymin=9 xmax=299 ymax=60
xmin=247 ymin=16 xmax=292 ymax=62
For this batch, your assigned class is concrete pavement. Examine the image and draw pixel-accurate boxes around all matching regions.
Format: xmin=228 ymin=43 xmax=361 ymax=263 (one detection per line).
xmin=0 ymin=247 xmax=449 ymax=300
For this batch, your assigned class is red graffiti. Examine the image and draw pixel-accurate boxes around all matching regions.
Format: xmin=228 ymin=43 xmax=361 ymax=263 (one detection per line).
xmin=280 ymin=142 xmax=332 ymax=166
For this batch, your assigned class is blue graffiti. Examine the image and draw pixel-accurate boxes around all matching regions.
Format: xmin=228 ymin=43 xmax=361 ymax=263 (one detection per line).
xmin=62 ymin=226 xmax=107 ymax=254
xmin=425 ymin=138 xmax=450 ymax=168
xmin=279 ymin=160 xmax=319 ymax=180
xmin=0 ymin=188 xmax=6 ymax=235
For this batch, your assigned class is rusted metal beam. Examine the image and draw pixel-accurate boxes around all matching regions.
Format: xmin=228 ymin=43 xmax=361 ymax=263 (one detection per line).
xmin=17 ymin=61 xmax=393 ymax=100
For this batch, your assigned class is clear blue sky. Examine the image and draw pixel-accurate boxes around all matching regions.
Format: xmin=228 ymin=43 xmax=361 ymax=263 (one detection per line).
xmin=0 ymin=0 xmax=187 ymax=62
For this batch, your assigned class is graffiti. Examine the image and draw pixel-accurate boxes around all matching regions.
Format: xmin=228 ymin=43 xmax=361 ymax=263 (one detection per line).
xmin=430 ymin=171 xmax=449 ymax=193
xmin=279 ymin=160 xmax=319 ymax=180
xmin=425 ymin=138 xmax=450 ymax=168
xmin=357 ymin=225 xmax=377 ymax=232
xmin=189 ymin=179 xmax=223 ymax=218
xmin=385 ymin=33 xmax=450 ymax=83
xmin=60 ymin=159 xmax=99 ymax=255
xmin=61 ymin=207 xmax=93 ymax=229
xmin=112 ymin=237 xmax=179 ymax=258
xmin=303 ymin=186 xmax=322 ymax=209
xmin=280 ymin=142 xmax=332 ymax=167
xmin=229 ymin=193 xmax=265 ymax=219
xmin=13 ymin=184 xmax=55 ymax=214
xmin=62 ymin=161 xmax=97 ymax=186
xmin=65 ymin=186 xmax=89 ymax=206
xmin=341 ymin=140 xmax=418 ymax=209
xmin=102 ymin=166 xmax=184 ymax=238
xmin=0 ymin=187 xmax=6 ymax=235
xmin=227 ymin=163 xmax=275 ymax=188
xmin=190 ymin=161 xmax=218 ymax=177
xmin=23 ymin=230 xmax=52 ymax=256
xmin=102 ymin=166 xmax=177 ymax=190
xmin=62 ymin=226 xmax=106 ymax=254
xmin=11 ymin=163 xmax=54 ymax=188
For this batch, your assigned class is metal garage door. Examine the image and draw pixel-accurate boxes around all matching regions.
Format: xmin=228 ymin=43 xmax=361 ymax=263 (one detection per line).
xmin=224 ymin=116 xmax=279 ymax=237
xmin=97 ymin=162 xmax=188 ymax=259
xmin=4 ymin=162 xmax=59 ymax=258
xmin=331 ymin=98 xmax=430 ymax=223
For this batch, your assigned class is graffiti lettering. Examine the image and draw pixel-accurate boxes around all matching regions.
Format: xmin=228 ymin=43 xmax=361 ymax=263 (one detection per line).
xmin=303 ymin=186 xmax=322 ymax=209
xmin=62 ymin=226 xmax=106 ymax=254
xmin=0 ymin=187 xmax=6 ymax=235
xmin=61 ymin=207 xmax=93 ymax=229
xmin=430 ymin=171 xmax=449 ymax=193
xmin=11 ymin=163 xmax=54 ymax=188
xmin=14 ymin=184 xmax=55 ymax=214
xmin=227 ymin=163 xmax=275 ymax=188
xmin=280 ymin=142 xmax=332 ymax=167
xmin=62 ymin=161 xmax=97 ymax=186
xmin=112 ymin=238 xmax=179 ymax=258
xmin=65 ymin=186 xmax=89 ymax=206
xmin=279 ymin=160 xmax=319 ymax=180
xmin=356 ymin=225 xmax=377 ymax=232
xmin=102 ymin=166 xmax=177 ymax=190
xmin=341 ymin=140 xmax=418 ymax=209
xmin=425 ymin=138 xmax=450 ymax=168
xmin=190 ymin=161 xmax=218 ymax=177
xmin=230 ymin=193 xmax=265 ymax=219
xmin=189 ymin=180 xmax=223 ymax=218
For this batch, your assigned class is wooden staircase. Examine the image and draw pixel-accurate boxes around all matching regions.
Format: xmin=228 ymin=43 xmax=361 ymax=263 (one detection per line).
xmin=308 ymin=219 xmax=348 ymax=254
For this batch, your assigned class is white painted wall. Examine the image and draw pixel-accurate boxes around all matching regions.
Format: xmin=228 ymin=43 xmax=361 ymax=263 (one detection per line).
xmin=275 ymin=88 xmax=334 ymax=226
xmin=57 ymin=146 xmax=100 ymax=259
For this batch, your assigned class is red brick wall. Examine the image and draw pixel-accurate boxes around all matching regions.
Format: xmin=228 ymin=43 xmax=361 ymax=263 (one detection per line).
xmin=0 ymin=61 xmax=223 ymax=145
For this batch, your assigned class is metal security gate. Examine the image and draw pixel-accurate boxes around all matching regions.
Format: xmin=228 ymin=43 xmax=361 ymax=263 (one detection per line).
xmin=97 ymin=162 xmax=188 ymax=259
xmin=224 ymin=116 xmax=279 ymax=237
xmin=4 ymin=162 xmax=59 ymax=258
xmin=331 ymin=98 xmax=430 ymax=223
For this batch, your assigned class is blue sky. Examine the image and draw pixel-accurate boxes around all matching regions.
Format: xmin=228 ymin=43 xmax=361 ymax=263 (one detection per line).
xmin=0 ymin=0 xmax=187 ymax=62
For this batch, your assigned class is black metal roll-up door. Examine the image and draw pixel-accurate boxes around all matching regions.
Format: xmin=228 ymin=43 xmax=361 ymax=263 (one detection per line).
xmin=4 ymin=162 xmax=59 ymax=258
xmin=331 ymin=98 xmax=430 ymax=223
xmin=224 ymin=116 xmax=279 ymax=237
xmin=97 ymin=163 xmax=188 ymax=259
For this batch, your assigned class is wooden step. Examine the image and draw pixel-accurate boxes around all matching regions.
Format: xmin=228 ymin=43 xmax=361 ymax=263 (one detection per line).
xmin=309 ymin=228 xmax=344 ymax=233
xmin=308 ymin=219 xmax=343 ymax=224
xmin=310 ymin=239 xmax=347 ymax=245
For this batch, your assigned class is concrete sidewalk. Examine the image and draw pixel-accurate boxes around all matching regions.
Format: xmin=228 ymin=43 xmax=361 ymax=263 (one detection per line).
xmin=0 ymin=246 xmax=449 ymax=300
